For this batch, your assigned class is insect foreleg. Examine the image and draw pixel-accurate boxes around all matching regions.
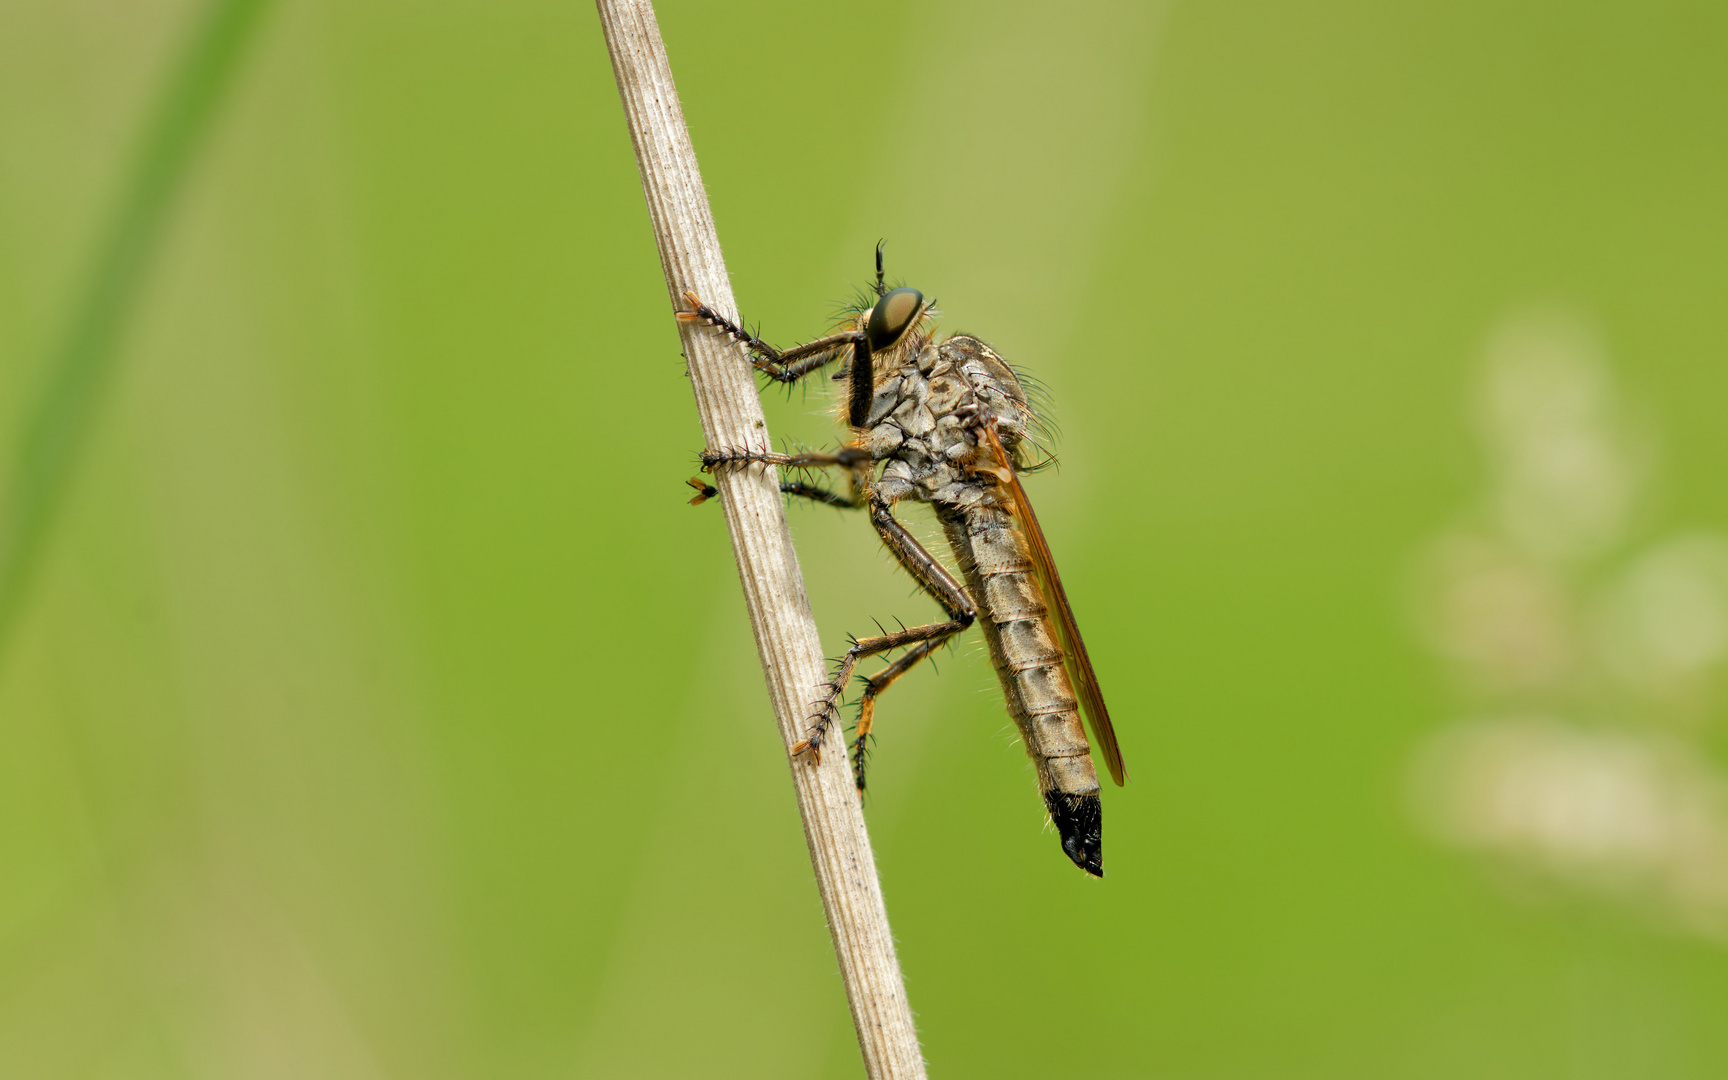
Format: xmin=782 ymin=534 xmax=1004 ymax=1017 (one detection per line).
xmin=678 ymin=291 xmax=863 ymax=384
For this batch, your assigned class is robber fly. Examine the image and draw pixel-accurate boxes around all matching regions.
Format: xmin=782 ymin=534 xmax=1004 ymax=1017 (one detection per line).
xmin=680 ymin=245 xmax=1125 ymax=876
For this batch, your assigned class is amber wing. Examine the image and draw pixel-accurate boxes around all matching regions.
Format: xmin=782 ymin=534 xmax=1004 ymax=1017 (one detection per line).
xmin=980 ymin=426 xmax=1126 ymax=786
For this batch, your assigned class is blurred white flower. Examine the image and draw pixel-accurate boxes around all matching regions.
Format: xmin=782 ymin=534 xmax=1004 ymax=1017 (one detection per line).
xmin=1413 ymin=719 xmax=1728 ymax=937
xmin=1418 ymin=532 xmax=1572 ymax=692
xmin=1475 ymin=309 xmax=1641 ymax=561
xmin=1409 ymin=305 xmax=1728 ymax=942
xmin=1598 ymin=535 xmax=1728 ymax=700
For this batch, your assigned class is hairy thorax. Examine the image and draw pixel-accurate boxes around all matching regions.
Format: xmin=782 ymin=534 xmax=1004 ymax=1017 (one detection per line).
xmin=853 ymin=330 xmax=1038 ymax=507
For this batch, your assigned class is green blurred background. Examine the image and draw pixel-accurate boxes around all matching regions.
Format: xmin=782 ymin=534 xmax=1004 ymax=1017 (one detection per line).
xmin=4 ymin=0 xmax=1728 ymax=1076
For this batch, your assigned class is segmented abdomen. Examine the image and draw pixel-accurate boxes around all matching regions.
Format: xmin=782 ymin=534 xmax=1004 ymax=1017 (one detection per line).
xmin=939 ymin=504 xmax=1101 ymax=802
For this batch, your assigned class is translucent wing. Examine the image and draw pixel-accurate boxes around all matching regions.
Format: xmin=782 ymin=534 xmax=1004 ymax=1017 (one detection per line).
xmin=981 ymin=425 xmax=1126 ymax=786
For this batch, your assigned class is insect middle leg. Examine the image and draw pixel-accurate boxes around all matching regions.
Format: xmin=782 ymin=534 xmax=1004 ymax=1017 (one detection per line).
xmin=698 ymin=446 xmax=870 ymax=509
xmin=795 ymin=497 xmax=977 ymax=770
xmin=685 ymin=475 xmax=860 ymax=508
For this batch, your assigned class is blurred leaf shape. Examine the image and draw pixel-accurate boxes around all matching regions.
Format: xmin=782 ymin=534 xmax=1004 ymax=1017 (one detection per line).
xmin=0 ymin=0 xmax=272 ymax=658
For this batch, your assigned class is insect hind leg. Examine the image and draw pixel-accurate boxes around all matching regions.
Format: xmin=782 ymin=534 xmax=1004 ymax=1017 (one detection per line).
xmin=795 ymin=619 xmax=968 ymax=766
xmin=796 ymin=495 xmax=978 ymax=772
xmin=851 ymin=634 xmax=954 ymax=800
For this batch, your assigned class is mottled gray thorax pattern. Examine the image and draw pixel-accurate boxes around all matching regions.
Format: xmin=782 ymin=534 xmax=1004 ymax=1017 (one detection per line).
xmin=855 ymin=330 xmax=1036 ymax=506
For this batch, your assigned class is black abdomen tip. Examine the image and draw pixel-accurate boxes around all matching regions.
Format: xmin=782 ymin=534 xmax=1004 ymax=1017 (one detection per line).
xmin=1045 ymin=791 xmax=1103 ymax=877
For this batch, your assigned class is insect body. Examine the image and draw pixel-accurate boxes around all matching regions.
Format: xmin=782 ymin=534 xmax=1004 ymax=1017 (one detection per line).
xmin=681 ymin=248 xmax=1125 ymax=876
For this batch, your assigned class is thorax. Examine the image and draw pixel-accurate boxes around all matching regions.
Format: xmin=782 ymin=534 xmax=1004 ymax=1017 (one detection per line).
xmin=854 ymin=332 xmax=1036 ymax=511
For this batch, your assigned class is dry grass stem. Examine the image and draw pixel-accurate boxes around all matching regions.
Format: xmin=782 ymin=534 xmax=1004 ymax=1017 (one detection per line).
xmin=595 ymin=2 xmax=926 ymax=1076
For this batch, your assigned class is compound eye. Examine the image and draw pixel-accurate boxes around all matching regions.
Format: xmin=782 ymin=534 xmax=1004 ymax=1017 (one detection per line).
xmin=866 ymin=288 xmax=923 ymax=353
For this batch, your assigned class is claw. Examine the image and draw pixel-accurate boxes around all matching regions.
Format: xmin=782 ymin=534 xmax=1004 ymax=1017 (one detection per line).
xmin=685 ymin=477 xmax=718 ymax=505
